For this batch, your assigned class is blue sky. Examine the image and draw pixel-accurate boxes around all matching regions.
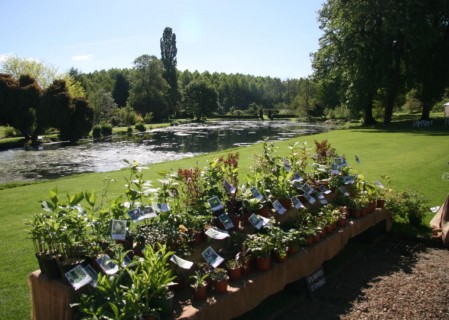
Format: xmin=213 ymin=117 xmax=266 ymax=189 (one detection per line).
xmin=0 ymin=0 xmax=324 ymax=79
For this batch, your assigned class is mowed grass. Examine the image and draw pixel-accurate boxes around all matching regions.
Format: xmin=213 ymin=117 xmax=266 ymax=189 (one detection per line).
xmin=0 ymin=123 xmax=448 ymax=319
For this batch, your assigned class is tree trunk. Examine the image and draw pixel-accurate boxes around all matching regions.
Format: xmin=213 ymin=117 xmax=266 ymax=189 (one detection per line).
xmin=363 ymin=100 xmax=377 ymax=125
xmin=420 ymin=102 xmax=431 ymax=120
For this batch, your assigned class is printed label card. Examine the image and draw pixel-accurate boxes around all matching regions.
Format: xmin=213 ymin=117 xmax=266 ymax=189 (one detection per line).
xmin=170 ymin=254 xmax=194 ymax=270
xmin=291 ymin=196 xmax=305 ymax=209
xmin=250 ymin=187 xmax=264 ymax=202
xmin=301 ymin=183 xmax=315 ymax=195
xmin=373 ymin=181 xmax=385 ymax=189
xmin=153 ymin=202 xmax=170 ymax=212
xmin=223 ymin=180 xmax=237 ymax=194
xmin=202 ymin=246 xmax=224 ymax=268
xmin=304 ymin=193 xmax=316 ymax=204
xmin=291 ymin=172 xmax=304 ymax=183
xmin=318 ymin=184 xmax=331 ymax=195
xmin=338 ymin=186 xmax=350 ymax=196
xmin=283 ymin=159 xmax=292 ymax=172
xmin=248 ymin=213 xmax=270 ymax=230
xmin=208 ymin=196 xmax=224 ymax=212
xmin=96 ymin=254 xmax=118 ymax=275
xmin=205 ymin=227 xmax=230 ymax=240
xmin=111 ymin=220 xmax=127 ymax=241
xmin=342 ymin=175 xmax=355 ymax=185
xmin=64 ymin=265 xmax=92 ymax=290
xmin=218 ymin=213 xmax=235 ymax=230
xmin=272 ymin=199 xmax=287 ymax=215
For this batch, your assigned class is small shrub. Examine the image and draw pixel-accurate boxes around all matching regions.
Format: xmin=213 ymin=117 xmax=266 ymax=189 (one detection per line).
xmin=144 ymin=112 xmax=154 ymax=124
xmin=127 ymin=127 xmax=133 ymax=135
xmin=135 ymin=122 xmax=146 ymax=132
xmin=92 ymin=125 xmax=102 ymax=139
xmin=100 ymin=123 xmax=113 ymax=136
xmin=4 ymin=126 xmax=17 ymax=138
xmin=386 ymin=190 xmax=428 ymax=227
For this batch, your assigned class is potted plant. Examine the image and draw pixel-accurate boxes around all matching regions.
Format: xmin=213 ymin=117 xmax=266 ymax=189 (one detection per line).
xmin=225 ymin=259 xmax=242 ymax=281
xmin=266 ymin=225 xmax=289 ymax=262
xmin=190 ymin=270 xmax=209 ymax=300
xmin=209 ymin=267 xmax=229 ymax=293
xmin=26 ymin=212 xmax=62 ymax=279
xmin=245 ymin=233 xmax=274 ymax=271
xmin=285 ymin=228 xmax=304 ymax=255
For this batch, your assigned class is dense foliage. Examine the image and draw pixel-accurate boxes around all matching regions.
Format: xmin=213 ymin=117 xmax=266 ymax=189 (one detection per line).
xmin=312 ymin=0 xmax=449 ymax=124
xmin=0 ymin=74 xmax=93 ymax=143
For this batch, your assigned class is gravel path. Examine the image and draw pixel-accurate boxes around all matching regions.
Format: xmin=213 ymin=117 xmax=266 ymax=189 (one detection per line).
xmin=276 ymin=236 xmax=449 ymax=320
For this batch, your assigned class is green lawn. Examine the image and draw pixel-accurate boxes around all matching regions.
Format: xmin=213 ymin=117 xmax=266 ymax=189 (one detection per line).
xmin=0 ymin=121 xmax=448 ymax=319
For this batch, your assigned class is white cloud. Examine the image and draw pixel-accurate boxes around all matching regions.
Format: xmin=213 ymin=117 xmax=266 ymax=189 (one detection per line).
xmin=71 ymin=54 xmax=94 ymax=62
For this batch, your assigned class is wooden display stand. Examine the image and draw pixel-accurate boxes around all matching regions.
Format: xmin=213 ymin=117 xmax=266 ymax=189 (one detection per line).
xmin=29 ymin=209 xmax=391 ymax=320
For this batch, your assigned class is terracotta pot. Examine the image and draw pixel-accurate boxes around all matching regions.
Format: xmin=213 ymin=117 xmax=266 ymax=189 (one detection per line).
xmin=288 ymin=245 xmax=299 ymax=255
xmin=279 ymin=198 xmax=291 ymax=210
xmin=274 ymin=251 xmax=288 ymax=263
xmin=361 ymin=207 xmax=368 ymax=216
xmin=352 ymin=208 xmax=361 ymax=218
xmin=191 ymin=284 xmax=208 ymax=300
xmin=213 ymin=279 xmax=228 ymax=293
xmin=377 ymin=199 xmax=385 ymax=208
xmin=313 ymin=234 xmax=321 ymax=243
xmin=325 ymin=225 xmax=333 ymax=234
xmin=255 ymin=256 xmax=271 ymax=271
xmin=306 ymin=236 xmax=315 ymax=245
xmin=241 ymin=259 xmax=252 ymax=274
xmin=191 ymin=231 xmax=203 ymax=245
xmin=257 ymin=205 xmax=271 ymax=218
xmin=227 ymin=267 xmax=242 ymax=281
xmin=338 ymin=218 xmax=346 ymax=227
xmin=368 ymin=201 xmax=377 ymax=212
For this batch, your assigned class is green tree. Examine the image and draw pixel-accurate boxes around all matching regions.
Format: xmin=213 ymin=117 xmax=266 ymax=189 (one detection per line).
xmin=0 ymin=74 xmax=42 ymax=141
xmin=182 ymin=80 xmax=218 ymax=120
xmin=0 ymin=55 xmax=58 ymax=88
xmin=128 ymin=55 xmax=169 ymax=121
xmin=90 ymin=89 xmax=118 ymax=125
xmin=160 ymin=27 xmax=179 ymax=117
xmin=112 ymin=73 xmax=129 ymax=107
xmin=403 ymin=0 xmax=449 ymax=120
xmin=39 ymin=80 xmax=93 ymax=143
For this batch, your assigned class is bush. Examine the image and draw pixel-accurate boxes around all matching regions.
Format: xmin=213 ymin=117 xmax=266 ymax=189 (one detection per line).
xmin=4 ymin=126 xmax=17 ymax=138
xmin=100 ymin=123 xmax=113 ymax=136
xmin=386 ymin=190 xmax=428 ymax=227
xmin=135 ymin=122 xmax=146 ymax=132
xmin=144 ymin=112 xmax=154 ymax=124
xmin=92 ymin=125 xmax=102 ymax=139
xmin=127 ymin=127 xmax=133 ymax=135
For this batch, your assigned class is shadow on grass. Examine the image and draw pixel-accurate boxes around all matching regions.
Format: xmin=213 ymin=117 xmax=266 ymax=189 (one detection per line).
xmin=346 ymin=118 xmax=449 ymax=136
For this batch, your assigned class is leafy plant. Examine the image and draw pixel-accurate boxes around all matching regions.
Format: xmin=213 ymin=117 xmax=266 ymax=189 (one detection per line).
xmin=245 ymin=233 xmax=274 ymax=258
xmin=190 ymin=270 xmax=209 ymax=289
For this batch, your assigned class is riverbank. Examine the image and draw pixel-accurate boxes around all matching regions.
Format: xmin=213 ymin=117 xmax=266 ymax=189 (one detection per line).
xmin=0 ymin=123 xmax=448 ymax=319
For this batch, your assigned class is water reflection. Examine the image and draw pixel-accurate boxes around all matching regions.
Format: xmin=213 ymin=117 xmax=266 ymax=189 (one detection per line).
xmin=0 ymin=120 xmax=328 ymax=184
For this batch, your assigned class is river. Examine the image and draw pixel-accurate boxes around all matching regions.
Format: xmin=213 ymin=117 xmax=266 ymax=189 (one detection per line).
xmin=0 ymin=120 xmax=329 ymax=184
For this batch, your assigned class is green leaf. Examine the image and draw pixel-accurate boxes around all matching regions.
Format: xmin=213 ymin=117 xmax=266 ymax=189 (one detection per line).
xmin=49 ymin=188 xmax=58 ymax=206
xmin=68 ymin=192 xmax=84 ymax=207
xmin=85 ymin=191 xmax=97 ymax=207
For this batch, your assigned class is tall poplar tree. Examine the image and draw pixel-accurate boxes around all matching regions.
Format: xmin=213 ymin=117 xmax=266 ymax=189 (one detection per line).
xmin=160 ymin=27 xmax=179 ymax=118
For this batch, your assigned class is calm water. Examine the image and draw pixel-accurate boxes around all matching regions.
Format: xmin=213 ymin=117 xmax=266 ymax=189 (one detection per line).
xmin=0 ymin=120 xmax=329 ymax=184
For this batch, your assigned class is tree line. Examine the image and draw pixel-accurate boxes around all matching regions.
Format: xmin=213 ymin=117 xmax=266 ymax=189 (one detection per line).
xmin=2 ymin=2 xmax=449 ymax=143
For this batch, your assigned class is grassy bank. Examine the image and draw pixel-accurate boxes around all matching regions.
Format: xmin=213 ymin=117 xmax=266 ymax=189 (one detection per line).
xmin=0 ymin=123 xmax=448 ymax=319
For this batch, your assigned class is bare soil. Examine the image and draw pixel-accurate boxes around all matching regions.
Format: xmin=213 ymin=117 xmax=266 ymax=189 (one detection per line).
xmin=275 ymin=236 xmax=449 ymax=320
